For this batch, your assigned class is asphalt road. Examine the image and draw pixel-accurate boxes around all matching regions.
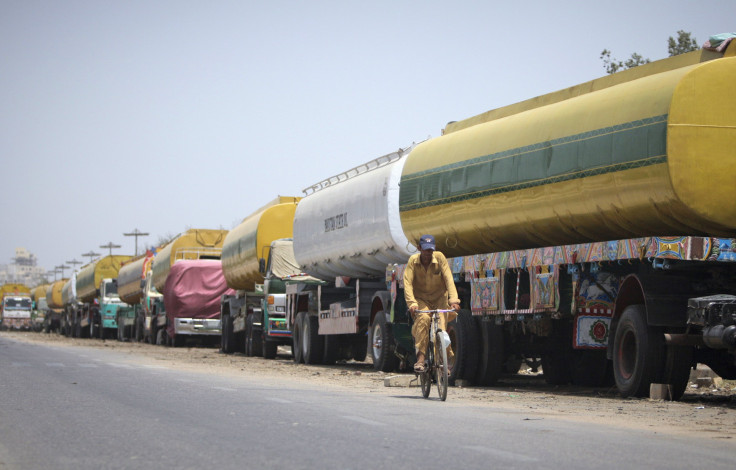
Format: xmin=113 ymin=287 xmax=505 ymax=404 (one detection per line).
xmin=1 ymin=335 xmax=733 ymax=470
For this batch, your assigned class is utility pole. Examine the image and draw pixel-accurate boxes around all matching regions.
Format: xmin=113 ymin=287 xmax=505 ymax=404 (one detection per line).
xmin=100 ymin=242 xmax=121 ymax=257
xmin=123 ymin=228 xmax=149 ymax=256
xmin=81 ymin=251 xmax=101 ymax=263
xmin=66 ymin=258 xmax=83 ymax=272
xmin=55 ymin=264 xmax=70 ymax=279
xmin=46 ymin=270 xmax=58 ymax=281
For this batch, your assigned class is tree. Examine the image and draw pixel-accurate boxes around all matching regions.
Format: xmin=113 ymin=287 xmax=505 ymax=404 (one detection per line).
xmin=668 ymin=30 xmax=699 ymax=56
xmin=600 ymin=31 xmax=697 ymax=74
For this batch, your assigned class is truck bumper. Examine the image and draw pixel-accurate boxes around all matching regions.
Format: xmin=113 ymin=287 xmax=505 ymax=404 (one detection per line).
xmin=2 ymin=317 xmax=32 ymax=330
xmin=173 ymin=318 xmax=221 ymax=336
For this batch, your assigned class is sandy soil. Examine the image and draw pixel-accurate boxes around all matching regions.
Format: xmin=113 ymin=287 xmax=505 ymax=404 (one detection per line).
xmin=3 ymin=330 xmax=735 ymax=440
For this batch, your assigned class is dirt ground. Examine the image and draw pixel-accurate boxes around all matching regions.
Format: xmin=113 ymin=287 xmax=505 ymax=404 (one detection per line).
xmin=3 ymin=330 xmax=735 ymax=440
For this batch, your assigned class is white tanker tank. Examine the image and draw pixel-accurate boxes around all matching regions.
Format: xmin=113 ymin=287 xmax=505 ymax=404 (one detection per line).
xmin=293 ymin=145 xmax=418 ymax=280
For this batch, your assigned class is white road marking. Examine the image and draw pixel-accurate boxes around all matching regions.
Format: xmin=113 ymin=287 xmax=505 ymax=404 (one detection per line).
xmin=462 ymin=445 xmax=540 ymax=462
xmin=266 ymin=397 xmax=293 ymax=404
xmin=342 ymin=415 xmax=385 ymax=426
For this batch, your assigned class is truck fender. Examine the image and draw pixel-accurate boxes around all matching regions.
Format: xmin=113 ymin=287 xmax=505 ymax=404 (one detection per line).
xmin=608 ymin=272 xmax=691 ymax=359
xmin=370 ymin=291 xmax=391 ymax=326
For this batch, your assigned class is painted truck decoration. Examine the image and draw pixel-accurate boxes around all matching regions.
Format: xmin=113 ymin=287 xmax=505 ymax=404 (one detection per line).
xmin=22 ymin=37 xmax=736 ymax=401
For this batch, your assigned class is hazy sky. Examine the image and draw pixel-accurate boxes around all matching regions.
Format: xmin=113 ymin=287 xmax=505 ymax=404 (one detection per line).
xmin=1 ymin=0 xmax=734 ymax=278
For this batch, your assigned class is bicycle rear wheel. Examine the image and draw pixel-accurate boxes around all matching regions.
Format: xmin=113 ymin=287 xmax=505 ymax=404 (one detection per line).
xmin=421 ymin=342 xmax=433 ymax=398
xmin=436 ymin=331 xmax=449 ymax=401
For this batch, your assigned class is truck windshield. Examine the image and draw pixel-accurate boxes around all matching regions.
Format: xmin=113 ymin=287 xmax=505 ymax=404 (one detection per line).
xmin=104 ymin=282 xmax=119 ymax=296
xmin=4 ymin=298 xmax=32 ymax=309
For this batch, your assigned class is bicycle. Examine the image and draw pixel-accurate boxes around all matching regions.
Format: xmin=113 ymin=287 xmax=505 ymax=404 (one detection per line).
xmin=414 ymin=309 xmax=454 ymax=401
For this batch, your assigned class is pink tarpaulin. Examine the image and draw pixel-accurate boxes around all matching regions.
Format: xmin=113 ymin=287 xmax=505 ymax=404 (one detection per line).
xmin=163 ymin=259 xmax=235 ymax=337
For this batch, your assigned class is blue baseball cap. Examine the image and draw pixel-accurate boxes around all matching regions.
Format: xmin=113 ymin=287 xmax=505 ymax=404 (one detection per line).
xmin=419 ymin=234 xmax=436 ymax=251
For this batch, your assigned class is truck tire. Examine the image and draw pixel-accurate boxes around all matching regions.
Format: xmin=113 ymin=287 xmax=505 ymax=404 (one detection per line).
xmin=292 ymin=312 xmax=305 ymax=363
xmin=245 ymin=313 xmax=263 ymax=357
xmin=370 ymin=313 xmax=397 ymax=372
xmin=475 ymin=318 xmax=504 ymax=386
xmin=569 ymin=349 xmax=609 ymax=387
xmin=663 ymin=343 xmax=693 ymax=401
xmin=149 ymin=322 xmax=157 ymax=345
xmin=446 ymin=309 xmax=479 ymax=382
xmin=262 ymin=339 xmax=278 ymax=359
xmin=302 ymin=314 xmax=324 ymax=364
xmin=612 ymin=304 xmax=664 ymax=397
xmin=352 ymin=334 xmax=367 ymax=362
xmin=221 ymin=313 xmax=234 ymax=354
xmin=322 ymin=335 xmax=341 ymax=365
xmin=251 ymin=314 xmax=264 ymax=358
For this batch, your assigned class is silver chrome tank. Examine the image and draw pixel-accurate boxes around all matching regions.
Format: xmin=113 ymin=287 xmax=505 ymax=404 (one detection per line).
xmin=293 ymin=145 xmax=418 ymax=280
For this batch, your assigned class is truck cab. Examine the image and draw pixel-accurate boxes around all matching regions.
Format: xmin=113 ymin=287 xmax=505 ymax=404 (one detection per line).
xmin=98 ymin=278 xmax=125 ymax=337
xmin=1 ymin=294 xmax=33 ymax=330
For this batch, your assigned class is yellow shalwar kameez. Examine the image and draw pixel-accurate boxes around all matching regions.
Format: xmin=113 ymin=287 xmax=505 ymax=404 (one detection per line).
xmin=403 ymin=251 xmax=460 ymax=357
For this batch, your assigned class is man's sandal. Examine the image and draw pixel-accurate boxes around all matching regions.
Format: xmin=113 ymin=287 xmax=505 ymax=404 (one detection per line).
xmin=414 ymin=362 xmax=427 ymax=373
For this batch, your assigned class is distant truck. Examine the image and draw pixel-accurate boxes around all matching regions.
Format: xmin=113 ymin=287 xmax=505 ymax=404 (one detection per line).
xmin=149 ymin=229 xmax=228 ymax=346
xmin=220 ymin=197 xmax=310 ymax=358
xmin=0 ymin=283 xmax=33 ymax=330
xmin=72 ymin=255 xmax=132 ymax=339
xmin=117 ymin=251 xmax=161 ymax=343
xmin=43 ymin=279 xmax=66 ymax=333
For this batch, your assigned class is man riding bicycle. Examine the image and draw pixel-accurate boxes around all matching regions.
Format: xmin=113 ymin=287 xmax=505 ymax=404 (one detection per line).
xmin=403 ymin=234 xmax=460 ymax=373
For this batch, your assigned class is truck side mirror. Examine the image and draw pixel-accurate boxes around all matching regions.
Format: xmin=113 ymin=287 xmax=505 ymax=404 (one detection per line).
xmin=258 ymin=258 xmax=266 ymax=275
xmin=140 ymin=279 xmax=146 ymax=289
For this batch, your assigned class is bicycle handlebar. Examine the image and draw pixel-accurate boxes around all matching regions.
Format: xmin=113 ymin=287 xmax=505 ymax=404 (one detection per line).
xmin=415 ymin=309 xmax=455 ymax=313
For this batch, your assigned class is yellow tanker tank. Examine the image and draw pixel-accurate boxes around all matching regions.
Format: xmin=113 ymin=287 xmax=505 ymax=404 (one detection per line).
xmin=117 ymin=253 xmax=154 ymax=305
xmin=61 ymin=278 xmax=74 ymax=306
xmin=46 ymin=279 xmax=67 ymax=309
xmin=76 ymin=255 xmax=132 ymax=304
xmin=151 ymin=229 xmax=228 ymax=292
xmin=33 ymin=284 xmax=49 ymax=303
xmin=221 ymin=196 xmax=300 ymax=291
xmin=399 ymin=44 xmax=736 ymax=257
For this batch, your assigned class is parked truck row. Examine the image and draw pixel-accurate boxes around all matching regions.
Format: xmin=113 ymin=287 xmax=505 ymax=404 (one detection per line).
xmin=13 ymin=39 xmax=736 ymax=400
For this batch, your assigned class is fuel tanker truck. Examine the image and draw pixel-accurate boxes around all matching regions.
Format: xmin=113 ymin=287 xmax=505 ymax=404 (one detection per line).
xmin=149 ymin=229 xmax=228 ymax=346
xmin=117 ymin=251 xmax=160 ymax=342
xmin=288 ymin=146 xmax=425 ymax=366
xmin=31 ymin=284 xmax=50 ymax=331
xmin=72 ymin=255 xmax=133 ymax=339
xmin=43 ymin=279 xmax=66 ymax=333
xmin=220 ymin=196 xmax=315 ymax=358
xmin=0 ymin=283 xmax=33 ymax=330
xmin=378 ymin=39 xmax=736 ymax=399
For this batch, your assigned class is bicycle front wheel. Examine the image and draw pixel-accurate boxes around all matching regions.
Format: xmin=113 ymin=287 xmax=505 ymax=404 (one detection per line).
xmin=435 ymin=331 xmax=449 ymax=401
